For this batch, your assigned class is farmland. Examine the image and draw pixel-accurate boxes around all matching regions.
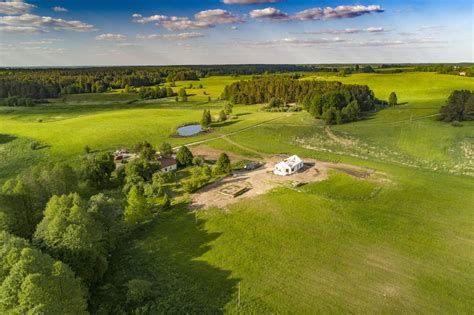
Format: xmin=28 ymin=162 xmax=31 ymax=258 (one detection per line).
xmin=0 ymin=72 xmax=473 ymax=313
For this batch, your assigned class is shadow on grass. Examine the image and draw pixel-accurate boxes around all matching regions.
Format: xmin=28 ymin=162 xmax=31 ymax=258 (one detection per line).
xmin=212 ymin=120 xmax=240 ymax=128
xmin=236 ymin=112 xmax=252 ymax=117
xmin=93 ymin=203 xmax=239 ymax=313
xmin=0 ymin=134 xmax=17 ymax=145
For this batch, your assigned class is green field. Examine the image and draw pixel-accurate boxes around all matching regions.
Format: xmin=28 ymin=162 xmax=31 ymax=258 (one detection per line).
xmin=1 ymin=72 xmax=473 ymax=313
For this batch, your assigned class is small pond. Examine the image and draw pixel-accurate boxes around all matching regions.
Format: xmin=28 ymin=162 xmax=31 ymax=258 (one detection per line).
xmin=177 ymin=124 xmax=203 ymax=136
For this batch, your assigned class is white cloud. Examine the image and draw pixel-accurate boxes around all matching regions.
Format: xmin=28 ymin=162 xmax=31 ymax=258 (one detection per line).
xmin=223 ymin=0 xmax=280 ymax=4
xmin=249 ymin=7 xmax=289 ymax=20
xmin=241 ymin=37 xmax=347 ymax=47
xmin=248 ymin=5 xmax=384 ymax=21
xmin=0 ymin=14 xmax=97 ymax=32
xmin=299 ymin=27 xmax=386 ymax=35
xmin=116 ymin=42 xmax=139 ymax=47
xmin=294 ymin=5 xmax=384 ymax=20
xmin=133 ymin=9 xmax=242 ymax=31
xmin=95 ymin=33 xmax=128 ymax=41
xmin=0 ymin=25 xmax=46 ymax=34
xmin=0 ymin=1 xmax=36 ymax=15
xmin=52 ymin=6 xmax=68 ymax=12
xmin=137 ymin=32 xmax=205 ymax=40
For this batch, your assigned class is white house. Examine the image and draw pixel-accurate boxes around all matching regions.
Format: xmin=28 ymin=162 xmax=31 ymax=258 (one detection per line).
xmin=273 ymin=155 xmax=304 ymax=176
xmin=159 ymin=157 xmax=177 ymax=173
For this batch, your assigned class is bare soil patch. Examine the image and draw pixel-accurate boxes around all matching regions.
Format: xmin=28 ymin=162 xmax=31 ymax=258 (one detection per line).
xmin=190 ymin=152 xmax=376 ymax=210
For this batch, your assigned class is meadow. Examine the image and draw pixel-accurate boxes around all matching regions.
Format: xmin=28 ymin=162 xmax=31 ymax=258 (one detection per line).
xmin=1 ymin=71 xmax=473 ymax=313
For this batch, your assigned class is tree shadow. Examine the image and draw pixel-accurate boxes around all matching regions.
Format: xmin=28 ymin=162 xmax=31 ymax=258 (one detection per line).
xmin=93 ymin=203 xmax=239 ymax=313
xmin=0 ymin=134 xmax=16 ymax=145
xmin=212 ymin=120 xmax=240 ymax=128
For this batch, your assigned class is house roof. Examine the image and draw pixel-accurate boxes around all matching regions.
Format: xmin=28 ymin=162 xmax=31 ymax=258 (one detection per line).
xmin=282 ymin=155 xmax=302 ymax=167
xmin=159 ymin=157 xmax=177 ymax=168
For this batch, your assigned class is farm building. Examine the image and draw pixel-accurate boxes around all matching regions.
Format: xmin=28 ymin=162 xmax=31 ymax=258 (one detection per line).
xmin=273 ymin=155 xmax=304 ymax=176
xmin=159 ymin=157 xmax=177 ymax=173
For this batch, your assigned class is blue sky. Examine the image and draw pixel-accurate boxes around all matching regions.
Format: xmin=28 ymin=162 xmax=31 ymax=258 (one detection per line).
xmin=0 ymin=0 xmax=472 ymax=66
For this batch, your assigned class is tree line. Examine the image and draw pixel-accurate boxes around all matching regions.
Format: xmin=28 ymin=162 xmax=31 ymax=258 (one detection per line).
xmin=0 ymin=68 xmax=202 ymax=101
xmin=222 ymin=76 xmax=383 ymax=124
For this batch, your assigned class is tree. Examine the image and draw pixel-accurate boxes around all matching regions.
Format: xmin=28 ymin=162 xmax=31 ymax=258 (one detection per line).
xmin=126 ymin=279 xmax=153 ymax=305
xmin=178 ymin=87 xmax=187 ymax=98
xmin=81 ymin=152 xmax=116 ymax=190
xmin=134 ymin=141 xmax=156 ymax=160
xmin=463 ymin=94 xmax=474 ymax=120
xmin=0 ymin=163 xmax=79 ymax=239
xmin=440 ymin=90 xmax=473 ymax=122
xmin=201 ymin=109 xmax=212 ymax=128
xmin=389 ymin=92 xmax=398 ymax=107
xmin=124 ymin=186 xmax=153 ymax=225
xmin=219 ymin=110 xmax=227 ymax=122
xmin=0 ymin=232 xmax=88 ymax=314
xmin=192 ymin=156 xmax=204 ymax=166
xmin=224 ymin=102 xmax=233 ymax=115
xmin=176 ymin=146 xmax=194 ymax=167
xmin=214 ymin=153 xmax=231 ymax=175
xmin=33 ymin=193 xmax=108 ymax=284
xmin=322 ymin=107 xmax=337 ymax=125
xmin=159 ymin=142 xmax=173 ymax=158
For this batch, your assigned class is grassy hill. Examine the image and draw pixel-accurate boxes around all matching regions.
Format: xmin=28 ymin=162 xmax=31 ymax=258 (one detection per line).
xmin=1 ymin=72 xmax=473 ymax=313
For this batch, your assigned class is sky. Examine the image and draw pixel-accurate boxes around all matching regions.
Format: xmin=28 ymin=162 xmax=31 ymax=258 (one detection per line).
xmin=0 ymin=0 xmax=472 ymax=66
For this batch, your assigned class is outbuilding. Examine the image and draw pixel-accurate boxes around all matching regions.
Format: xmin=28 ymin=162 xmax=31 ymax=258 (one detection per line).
xmin=273 ymin=155 xmax=304 ymax=176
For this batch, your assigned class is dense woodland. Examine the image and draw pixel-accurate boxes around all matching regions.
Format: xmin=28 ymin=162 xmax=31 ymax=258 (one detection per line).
xmin=0 ymin=67 xmax=198 ymax=101
xmin=222 ymin=77 xmax=383 ymax=124
xmin=0 ymin=140 xmax=234 ymax=313
xmin=439 ymin=90 xmax=474 ymax=122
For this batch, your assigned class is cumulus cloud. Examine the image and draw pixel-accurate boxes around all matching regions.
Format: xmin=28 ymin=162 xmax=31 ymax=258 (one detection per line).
xmin=52 ymin=6 xmax=68 ymax=12
xmin=0 ymin=14 xmax=97 ymax=32
xmin=249 ymin=7 xmax=289 ymax=20
xmin=222 ymin=0 xmax=280 ymax=4
xmin=294 ymin=5 xmax=384 ymax=20
xmin=133 ymin=9 xmax=242 ymax=31
xmin=299 ymin=27 xmax=385 ymax=34
xmin=0 ymin=1 xmax=36 ymax=15
xmin=95 ymin=33 xmax=127 ymax=41
xmin=249 ymin=5 xmax=384 ymax=21
xmin=0 ymin=25 xmax=46 ymax=34
xmin=137 ymin=32 xmax=205 ymax=40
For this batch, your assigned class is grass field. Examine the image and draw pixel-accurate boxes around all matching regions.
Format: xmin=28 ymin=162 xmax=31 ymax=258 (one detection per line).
xmin=1 ymin=72 xmax=473 ymax=313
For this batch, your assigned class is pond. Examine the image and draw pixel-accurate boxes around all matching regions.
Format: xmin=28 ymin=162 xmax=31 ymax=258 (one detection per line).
xmin=177 ymin=124 xmax=203 ymax=136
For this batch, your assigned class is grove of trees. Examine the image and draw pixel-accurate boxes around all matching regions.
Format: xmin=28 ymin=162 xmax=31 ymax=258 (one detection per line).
xmin=440 ymin=90 xmax=474 ymax=122
xmin=222 ymin=76 xmax=382 ymax=124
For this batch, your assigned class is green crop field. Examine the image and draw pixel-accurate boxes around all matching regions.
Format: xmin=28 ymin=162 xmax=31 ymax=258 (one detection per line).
xmin=1 ymin=72 xmax=473 ymax=313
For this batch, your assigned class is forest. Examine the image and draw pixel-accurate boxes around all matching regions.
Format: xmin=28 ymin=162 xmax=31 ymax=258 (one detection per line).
xmin=222 ymin=76 xmax=382 ymax=124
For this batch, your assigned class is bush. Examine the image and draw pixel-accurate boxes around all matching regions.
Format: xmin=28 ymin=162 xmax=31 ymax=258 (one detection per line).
xmin=451 ymin=120 xmax=463 ymax=127
xmin=30 ymin=141 xmax=41 ymax=150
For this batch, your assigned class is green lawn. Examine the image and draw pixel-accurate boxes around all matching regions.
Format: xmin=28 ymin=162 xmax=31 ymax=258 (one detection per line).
xmin=1 ymin=72 xmax=473 ymax=313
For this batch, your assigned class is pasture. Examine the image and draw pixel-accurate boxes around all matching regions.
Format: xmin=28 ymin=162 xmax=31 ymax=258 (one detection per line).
xmin=1 ymin=72 xmax=473 ymax=313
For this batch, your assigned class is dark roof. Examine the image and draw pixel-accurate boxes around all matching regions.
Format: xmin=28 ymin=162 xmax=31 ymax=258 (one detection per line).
xmin=159 ymin=157 xmax=177 ymax=168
